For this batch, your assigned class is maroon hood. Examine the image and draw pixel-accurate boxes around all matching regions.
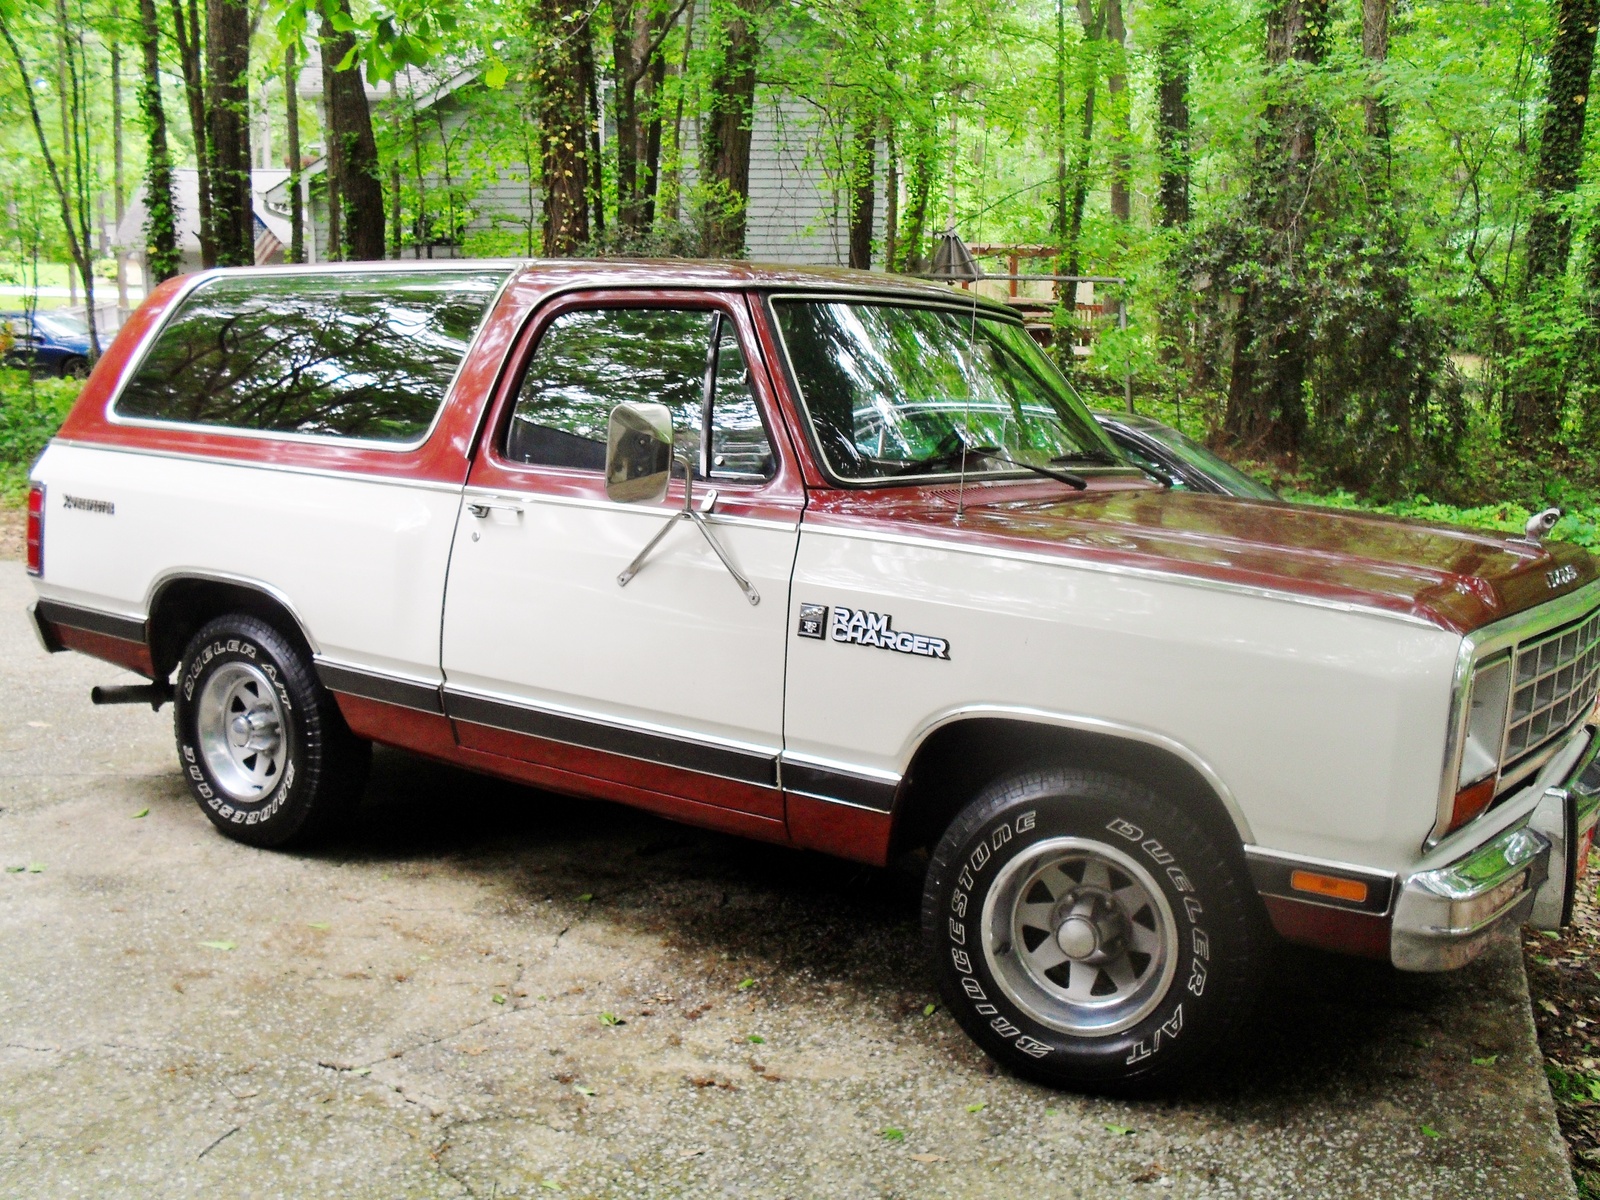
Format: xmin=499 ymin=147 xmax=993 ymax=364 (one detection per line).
xmin=804 ymin=480 xmax=1598 ymax=633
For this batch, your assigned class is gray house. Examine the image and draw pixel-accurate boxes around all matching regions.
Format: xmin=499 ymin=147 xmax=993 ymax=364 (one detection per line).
xmin=253 ymin=58 xmax=879 ymax=267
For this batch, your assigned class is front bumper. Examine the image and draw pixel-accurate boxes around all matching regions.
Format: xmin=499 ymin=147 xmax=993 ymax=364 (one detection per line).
xmin=1392 ymin=725 xmax=1600 ymax=971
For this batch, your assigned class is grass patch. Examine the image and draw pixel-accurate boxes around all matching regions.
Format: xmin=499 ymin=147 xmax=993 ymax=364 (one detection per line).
xmin=0 ymin=368 xmax=79 ymax=502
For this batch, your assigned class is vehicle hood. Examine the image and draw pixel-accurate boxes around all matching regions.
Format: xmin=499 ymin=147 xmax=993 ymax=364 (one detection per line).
xmin=805 ymin=481 xmax=1598 ymax=632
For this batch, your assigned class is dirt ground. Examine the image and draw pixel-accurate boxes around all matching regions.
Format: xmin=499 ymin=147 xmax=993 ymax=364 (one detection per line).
xmin=0 ymin=550 xmax=1579 ymax=1198
xmin=1526 ymin=877 xmax=1600 ymax=1197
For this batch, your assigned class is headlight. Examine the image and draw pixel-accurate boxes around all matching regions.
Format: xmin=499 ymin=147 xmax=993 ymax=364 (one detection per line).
xmin=1447 ymin=656 xmax=1512 ymax=833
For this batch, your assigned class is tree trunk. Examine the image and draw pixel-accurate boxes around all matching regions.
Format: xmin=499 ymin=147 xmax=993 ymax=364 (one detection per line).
xmin=1062 ymin=0 xmax=1103 ymax=277
xmin=138 ymin=0 xmax=181 ymax=281
xmin=321 ymin=82 xmax=341 ymax=260
xmin=1507 ymin=0 xmax=1599 ymax=442
xmin=643 ymin=52 xmax=666 ymax=226
xmin=285 ymin=40 xmax=303 ymax=263
xmin=702 ymin=0 xmax=761 ymax=256
xmin=884 ymin=121 xmax=898 ymax=268
xmin=583 ymin=35 xmax=604 ymax=240
xmin=1055 ymin=0 xmax=1067 ymax=254
xmin=1105 ymin=0 xmax=1129 ymax=222
xmin=1361 ymin=0 xmax=1390 ymax=146
xmin=170 ymin=0 xmax=213 ymax=267
xmin=848 ymin=116 xmax=875 ymax=269
xmin=110 ymin=10 xmax=130 ymax=308
xmin=1155 ymin=7 xmax=1190 ymax=227
xmin=532 ymin=0 xmax=591 ymax=254
xmin=1221 ymin=0 xmax=1328 ymax=454
xmin=206 ymin=0 xmax=253 ymax=266
xmin=319 ymin=0 xmax=385 ymax=260
xmin=0 ymin=9 xmax=96 ymax=353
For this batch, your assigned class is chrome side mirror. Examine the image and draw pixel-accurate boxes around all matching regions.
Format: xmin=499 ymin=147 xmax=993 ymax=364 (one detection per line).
xmin=604 ymin=401 xmax=674 ymax=504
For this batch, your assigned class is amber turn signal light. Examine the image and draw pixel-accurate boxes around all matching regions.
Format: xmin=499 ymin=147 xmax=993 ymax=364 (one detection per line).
xmin=1289 ymin=870 xmax=1369 ymax=905
xmin=1447 ymin=776 xmax=1497 ymax=835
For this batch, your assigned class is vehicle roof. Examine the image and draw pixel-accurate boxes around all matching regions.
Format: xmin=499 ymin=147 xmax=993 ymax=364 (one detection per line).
xmin=172 ymin=259 xmax=1016 ymax=318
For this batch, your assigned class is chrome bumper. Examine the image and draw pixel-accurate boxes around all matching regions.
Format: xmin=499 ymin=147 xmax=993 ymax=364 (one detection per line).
xmin=1392 ymin=725 xmax=1599 ymax=972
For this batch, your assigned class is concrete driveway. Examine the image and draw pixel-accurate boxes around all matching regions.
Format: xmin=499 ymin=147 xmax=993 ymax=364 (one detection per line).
xmin=0 ymin=562 xmax=1575 ymax=1198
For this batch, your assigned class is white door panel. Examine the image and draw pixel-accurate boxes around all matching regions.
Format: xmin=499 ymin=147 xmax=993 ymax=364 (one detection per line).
xmin=442 ymin=490 xmax=796 ymax=753
xmin=34 ymin=443 xmax=460 ymax=680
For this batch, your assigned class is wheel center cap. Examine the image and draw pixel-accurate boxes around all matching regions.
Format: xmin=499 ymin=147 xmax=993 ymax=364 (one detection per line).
xmin=228 ymin=715 xmax=252 ymax=746
xmin=1056 ymin=915 xmax=1099 ymax=959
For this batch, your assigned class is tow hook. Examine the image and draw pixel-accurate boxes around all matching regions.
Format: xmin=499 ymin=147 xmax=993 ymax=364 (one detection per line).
xmin=90 ymin=682 xmax=175 ymax=712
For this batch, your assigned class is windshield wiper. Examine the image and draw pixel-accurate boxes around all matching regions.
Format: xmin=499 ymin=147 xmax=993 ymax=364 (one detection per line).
xmin=904 ymin=444 xmax=1088 ymax=490
xmin=1049 ymin=449 xmax=1120 ymax=465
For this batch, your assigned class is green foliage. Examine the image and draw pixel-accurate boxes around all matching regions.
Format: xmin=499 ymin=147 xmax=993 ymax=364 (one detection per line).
xmin=0 ymin=368 xmax=78 ymax=501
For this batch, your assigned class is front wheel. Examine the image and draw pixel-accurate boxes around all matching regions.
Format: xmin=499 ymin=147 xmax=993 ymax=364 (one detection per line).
xmin=173 ymin=614 xmax=369 ymax=847
xmin=922 ymin=766 xmax=1267 ymax=1090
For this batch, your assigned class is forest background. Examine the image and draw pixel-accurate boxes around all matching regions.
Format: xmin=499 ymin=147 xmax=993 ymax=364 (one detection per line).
xmin=0 ymin=0 xmax=1598 ymax=544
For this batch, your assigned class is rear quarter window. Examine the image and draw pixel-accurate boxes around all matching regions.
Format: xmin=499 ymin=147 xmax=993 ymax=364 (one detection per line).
xmin=113 ymin=269 xmax=506 ymax=443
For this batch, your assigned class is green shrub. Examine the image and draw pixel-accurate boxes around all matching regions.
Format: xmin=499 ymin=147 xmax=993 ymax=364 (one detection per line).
xmin=1282 ymin=485 xmax=1600 ymax=552
xmin=0 ymin=368 xmax=79 ymax=502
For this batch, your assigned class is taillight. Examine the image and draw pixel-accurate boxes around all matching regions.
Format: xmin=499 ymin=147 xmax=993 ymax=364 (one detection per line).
xmin=25 ymin=483 xmax=43 ymax=577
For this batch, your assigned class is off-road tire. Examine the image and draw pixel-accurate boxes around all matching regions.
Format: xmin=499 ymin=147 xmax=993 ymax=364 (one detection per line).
xmin=922 ymin=766 xmax=1266 ymax=1090
xmin=173 ymin=614 xmax=369 ymax=847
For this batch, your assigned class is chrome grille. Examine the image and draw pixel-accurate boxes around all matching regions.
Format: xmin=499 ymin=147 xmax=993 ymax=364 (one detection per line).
xmin=1505 ymin=608 xmax=1600 ymax=762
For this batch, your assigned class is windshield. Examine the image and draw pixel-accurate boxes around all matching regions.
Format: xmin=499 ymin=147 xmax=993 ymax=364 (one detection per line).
xmin=771 ymin=299 xmax=1122 ymax=483
xmin=1141 ymin=422 xmax=1279 ymax=500
xmin=32 ymin=311 xmax=87 ymax=339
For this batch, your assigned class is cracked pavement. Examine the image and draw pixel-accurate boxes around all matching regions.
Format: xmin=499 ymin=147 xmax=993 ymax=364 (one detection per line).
xmin=0 ymin=561 xmax=1578 ymax=1198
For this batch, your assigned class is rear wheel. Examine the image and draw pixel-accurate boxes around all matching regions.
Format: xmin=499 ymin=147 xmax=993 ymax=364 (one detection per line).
xmin=922 ymin=766 xmax=1266 ymax=1090
xmin=173 ymin=614 xmax=368 ymax=847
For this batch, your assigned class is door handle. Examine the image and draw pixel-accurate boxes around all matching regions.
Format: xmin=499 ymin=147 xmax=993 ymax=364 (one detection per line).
xmin=467 ymin=498 xmax=524 ymax=519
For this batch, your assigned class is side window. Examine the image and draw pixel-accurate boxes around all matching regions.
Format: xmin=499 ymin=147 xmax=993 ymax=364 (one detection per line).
xmin=506 ymin=306 xmax=774 ymax=480
xmin=114 ymin=270 xmax=506 ymax=442
xmin=707 ymin=322 xmax=773 ymax=480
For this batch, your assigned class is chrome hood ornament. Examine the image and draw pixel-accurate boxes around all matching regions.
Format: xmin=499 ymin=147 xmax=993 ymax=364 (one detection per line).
xmin=1519 ymin=507 xmax=1563 ymax=545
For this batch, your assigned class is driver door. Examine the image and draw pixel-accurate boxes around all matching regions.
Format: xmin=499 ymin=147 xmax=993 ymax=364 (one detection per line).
xmin=439 ymin=292 xmax=803 ymax=828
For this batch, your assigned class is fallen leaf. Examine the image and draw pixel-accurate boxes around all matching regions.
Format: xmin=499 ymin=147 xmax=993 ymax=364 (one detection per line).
xmin=540 ymin=1182 xmax=561 ymax=1192
xmin=966 ymin=1102 xmax=986 ymax=1114
xmin=923 ymin=1003 xmax=937 ymax=1016
xmin=4 ymin=866 xmax=23 ymax=873
xmin=598 ymin=1012 xmax=624 ymax=1026
xmin=573 ymin=1084 xmax=596 ymax=1097
xmin=679 ymin=1148 xmax=706 ymax=1159
xmin=352 ymin=1067 xmax=371 ymax=1076
xmin=910 ymin=1153 xmax=947 ymax=1163
xmin=1044 ymin=1107 xmax=1062 ymax=1117
xmin=198 ymin=940 xmax=235 ymax=951
xmin=881 ymin=1127 xmax=905 ymax=1142
xmin=26 ymin=863 xmax=43 ymax=873
xmin=737 ymin=978 xmax=757 ymax=990
xmin=1106 ymin=1124 xmax=1135 ymax=1136
xmin=1421 ymin=1125 xmax=1442 ymax=1139
xmin=746 ymin=1034 xmax=765 ymax=1044
xmin=1541 ymin=999 xmax=1561 ymax=1016
xmin=577 ymin=893 xmax=594 ymax=903
xmin=131 ymin=808 xmax=149 ymax=819
xmin=492 ymin=994 xmax=506 ymax=1005
xmin=460 ymin=1046 xmax=487 ymax=1056
xmin=1131 ymin=1166 xmax=1164 ymax=1184
xmin=307 ymin=922 xmax=330 ymax=931
xmin=1472 ymin=1055 xmax=1498 ymax=1067
xmin=25 ymin=721 xmax=48 ymax=729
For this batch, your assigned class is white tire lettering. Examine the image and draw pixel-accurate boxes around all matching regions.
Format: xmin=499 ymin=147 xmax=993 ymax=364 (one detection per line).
xmin=1016 ymin=811 xmax=1036 ymax=833
xmin=948 ymin=918 xmax=966 ymax=946
xmin=1106 ymin=818 xmax=1142 ymax=842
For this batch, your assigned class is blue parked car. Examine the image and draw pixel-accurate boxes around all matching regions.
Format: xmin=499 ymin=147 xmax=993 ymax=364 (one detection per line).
xmin=1 ymin=310 xmax=103 ymax=378
xmin=1093 ymin=410 xmax=1280 ymax=500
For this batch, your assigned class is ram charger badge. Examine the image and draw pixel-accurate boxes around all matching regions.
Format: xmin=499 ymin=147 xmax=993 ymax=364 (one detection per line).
xmin=797 ymin=602 xmax=951 ymax=660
